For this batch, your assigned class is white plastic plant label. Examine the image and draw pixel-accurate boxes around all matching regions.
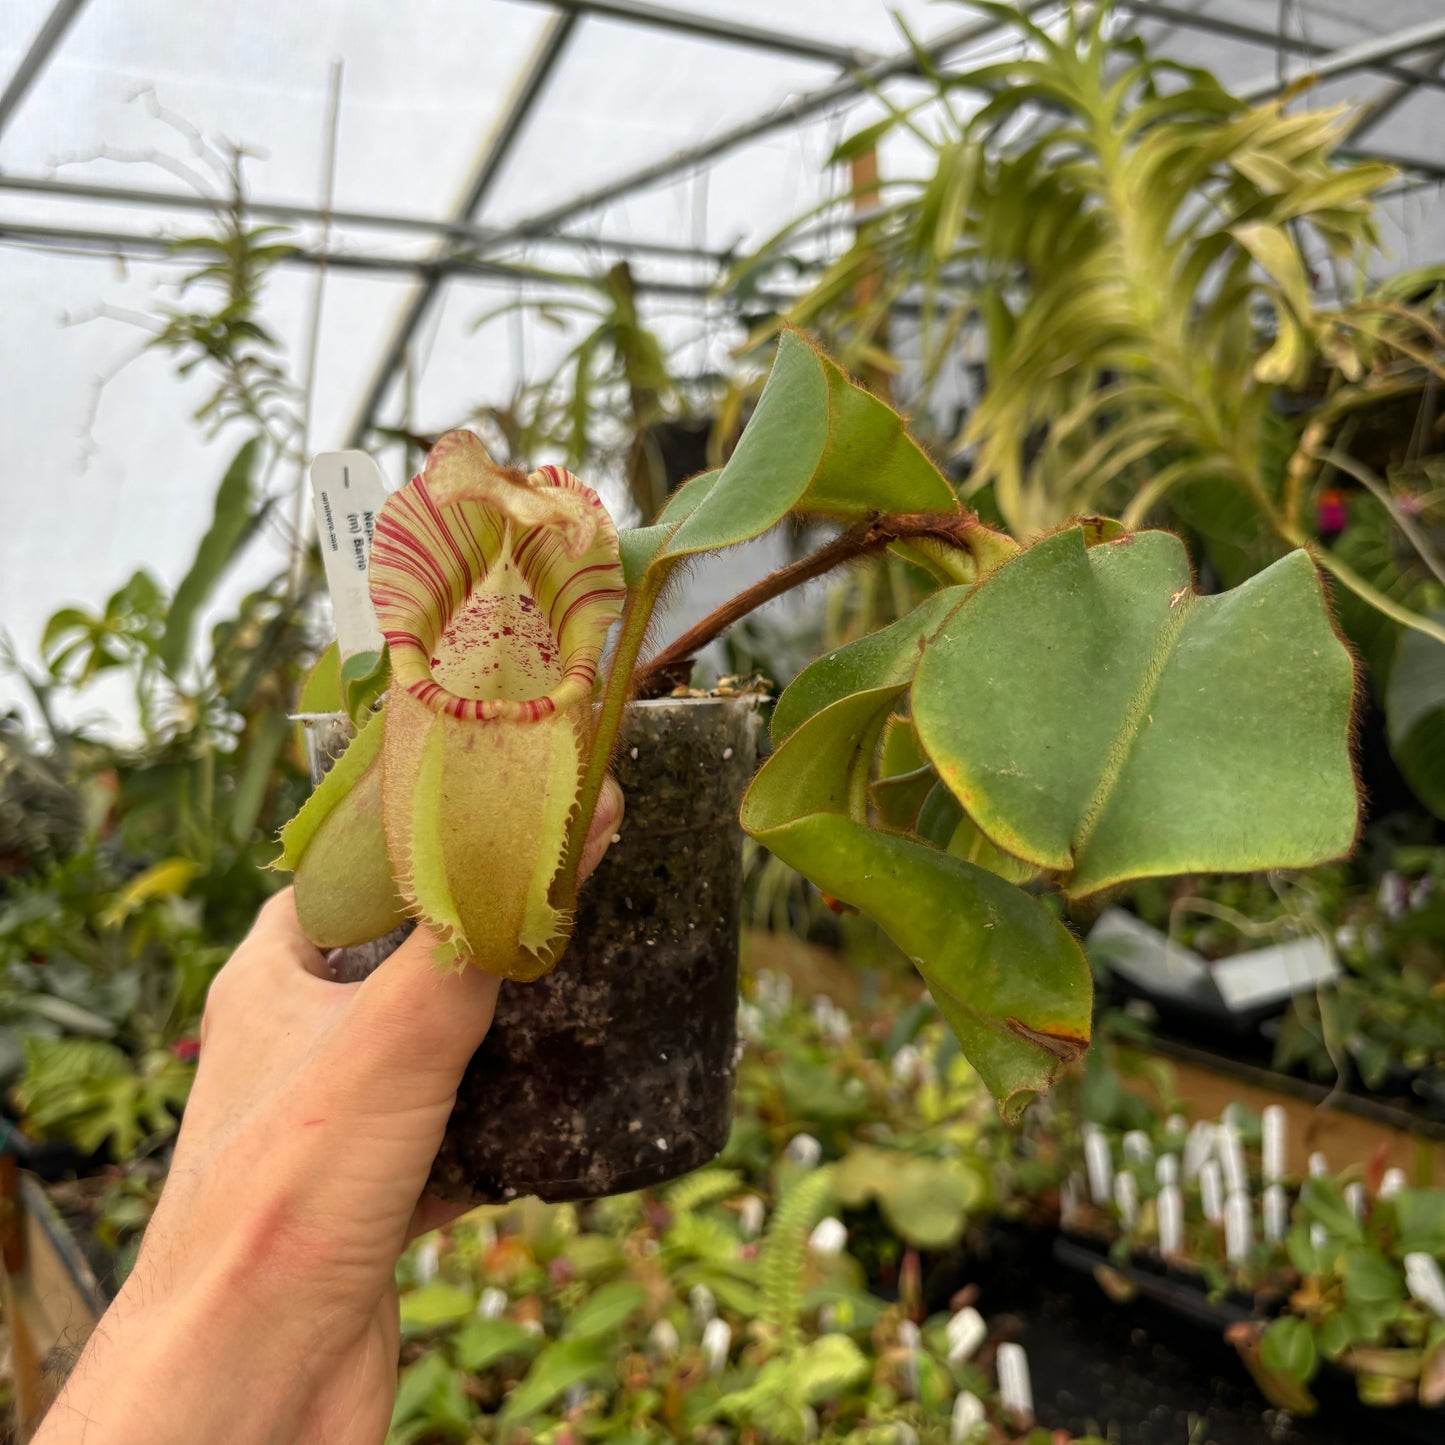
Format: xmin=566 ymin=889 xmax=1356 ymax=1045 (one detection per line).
xmin=702 ymin=1317 xmax=732 ymax=1374
xmin=1200 ymin=1159 xmax=1225 ymax=1223
xmin=1083 ymin=1122 xmax=1113 ymax=1204
xmin=808 ymin=1217 xmax=847 ymax=1256
xmin=1061 ymin=1172 xmax=1083 ymax=1223
xmin=898 ymin=1320 xmax=922 ymax=1398
xmin=1158 ymin=1182 xmax=1184 ymax=1257
xmin=786 ymin=1133 xmax=822 ymax=1169
xmin=1405 ymin=1253 xmax=1445 ymax=1318
xmin=1211 ymin=934 xmax=1341 ymax=1010
xmin=951 ymin=1391 xmax=985 ymax=1444
xmin=1182 ymin=1121 xmax=1213 ymax=1181
xmin=1224 ymin=1191 xmax=1253 ymax=1263
xmin=689 ymin=1284 xmax=717 ymax=1328
xmin=1114 ymin=1170 xmax=1139 ymax=1231
xmin=1262 ymin=1105 xmax=1286 ymax=1184
xmin=309 ymin=449 xmax=388 ymax=659
xmin=1122 ymin=1130 xmax=1153 ymax=1164
xmin=1308 ymin=1151 xmax=1329 ymax=1179
xmin=412 ymin=1237 xmax=439 ymax=1284
xmin=1156 ymin=1154 xmax=1179 ymax=1187
xmin=996 ymin=1342 xmax=1033 ymax=1421
xmin=738 ymin=1195 xmax=765 ymax=1239
xmin=1216 ymin=1120 xmax=1247 ymax=1196
xmin=946 ymin=1306 xmax=987 ymax=1367
xmin=1263 ymin=1184 xmax=1288 ymax=1243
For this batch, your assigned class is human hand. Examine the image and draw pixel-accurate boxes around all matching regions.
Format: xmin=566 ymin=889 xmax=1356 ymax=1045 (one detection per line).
xmin=36 ymin=778 xmax=624 ymax=1445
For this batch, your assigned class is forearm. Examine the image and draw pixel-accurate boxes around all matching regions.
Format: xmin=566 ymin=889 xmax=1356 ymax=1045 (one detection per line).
xmin=35 ymin=1255 xmax=316 ymax=1445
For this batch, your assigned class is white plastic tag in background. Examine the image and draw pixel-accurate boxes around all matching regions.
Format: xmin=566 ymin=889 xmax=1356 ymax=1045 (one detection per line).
xmin=1406 ymin=1253 xmax=1445 ymax=1319
xmin=1200 ymin=1159 xmax=1225 ymax=1223
xmin=1157 ymin=1183 xmax=1183 ymax=1257
xmin=1113 ymin=1170 xmax=1139 ymax=1231
xmin=1216 ymin=1120 xmax=1248 ymax=1196
xmin=1262 ymin=1105 xmax=1287 ymax=1184
xmin=1083 ymin=1122 xmax=1112 ymax=1204
xmin=310 ymin=450 xmax=388 ymax=659
xmin=1212 ymin=935 xmax=1341 ymax=1010
xmin=996 ymin=1343 xmax=1034 ymax=1420
xmin=1224 ymin=1191 xmax=1253 ymax=1263
xmin=1263 ymin=1184 xmax=1288 ymax=1243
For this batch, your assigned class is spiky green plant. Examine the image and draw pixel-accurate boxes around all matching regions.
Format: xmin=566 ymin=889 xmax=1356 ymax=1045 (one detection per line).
xmin=753 ymin=1 xmax=1445 ymax=652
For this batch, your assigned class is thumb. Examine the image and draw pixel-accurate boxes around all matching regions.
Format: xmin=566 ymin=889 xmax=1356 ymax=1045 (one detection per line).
xmin=579 ymin=776 xmax=625 ymax=883
xmin=352 ymin=924 xmax=501 ymax=1077
xmin=351 ymin=775 xmax=623 ymax=1073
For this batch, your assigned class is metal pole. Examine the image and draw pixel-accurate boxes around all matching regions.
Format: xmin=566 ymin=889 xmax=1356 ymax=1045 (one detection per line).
xmin=0 ymin=172 xmax=727 ymax=267
xmin=503 ymin=0 xmax=872 ymax=69
xmin=1123 ymin=2 xmax=1445 ymax=96
xmin=1347 ymin=43 xmax=1445 ymax=144
xmin=344 ymin=11 xmax=578 ymax=445
xmin=0 ymin=0 xmax=89 ymax=138
xmin=474 ymin=2 xmax=1063 ymax=249
xmin=1237 ymin=17 xmax=1445 ymax=103
xmin=0 ymin=218 xmax=810 ymax=306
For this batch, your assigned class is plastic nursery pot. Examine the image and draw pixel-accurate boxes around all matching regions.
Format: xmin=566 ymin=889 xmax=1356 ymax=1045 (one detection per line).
xmin=303 ymin=693 xmax=761 ymax=1205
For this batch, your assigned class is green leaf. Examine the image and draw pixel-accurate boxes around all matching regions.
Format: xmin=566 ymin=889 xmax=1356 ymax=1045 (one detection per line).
xmin=1317 ymin=1314 xmax=1356 ymax=1360
xmin=297 ymin=641 xmax=343 ymax=714
xmin=276 ymin=708 xmax=408 ymax=949
xmin=1393 ymin=1189 xmax=1445 ymax=1257
xmin=911 ymin=528 xmax=1358 ymax=896
xmin=390 ymin=1349 xmax=474 ymax=1433
xmin=618 ymin=473 xmax=720 ymax=584
xmin=159 ymin=439 xmax=264 ymax=678
xmin=792 ymin=1333 xmax=869 ymax=1402
xmin=1298 ymin=1179 xmax=1365 ymax=1246
xmin=870 ymin=716 xmax=936 ymax=829
xmin=654 ymin=467 xmax=721 ymax=525
xmin=340 ymin=648 xmax=389 ymax=729
xmin=1386 ymin=613 xmax=1445 ymax=819
xmin=829 ymin=116 xmax=899 ymax=165
xmin=658 ymin=331 xmax=957 ymax=563
xmin=1342 ymin=1247 xmax=1406 ymax=1308
xmin=944 ymin=810 xmax=1042 ymax=885
xmin=563 ymin=1279 xmax=648 ymax=1340
xmin=497 ymin=1338 xmax=609 ymax=1430
xmin=451 ymin=1317 xmax=543 ymax=1374
xmin=742 ymin=694 xmax=1092 ymax=1116
xmin=619 ymin=525 xmax=672 ymax=588
xmin=230 ymin=709 xmax=290 ymax=844
xmin=831 ymin=1144 xmax=983 ymax=1249
xmin=771 ymin=587 xmax=967 ymax=744
xmin=1232 ymin=221 xmax=1315 ymax=321
xmin=1262 ymin=1317 xmax=1319 ymax=1383
xmin=399 ymin=1281 xmax=476 ymax=1334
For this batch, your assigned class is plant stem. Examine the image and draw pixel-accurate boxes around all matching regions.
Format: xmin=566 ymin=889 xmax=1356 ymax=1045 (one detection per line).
xmin=551 ymin=562 xmax=674 ymax=921
xmin=631 ymin=511 xmax=990 ymax=697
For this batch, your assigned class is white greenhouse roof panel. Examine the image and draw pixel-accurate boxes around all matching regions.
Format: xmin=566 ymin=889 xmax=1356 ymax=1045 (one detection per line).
xmin=5 ymin=0 xmax=1445 ymax=734
xmin=1 ymin=0 xmax=558 ymax=218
